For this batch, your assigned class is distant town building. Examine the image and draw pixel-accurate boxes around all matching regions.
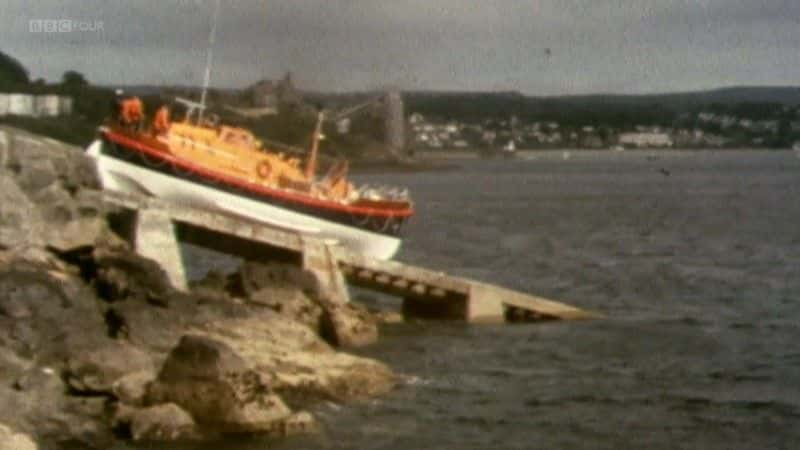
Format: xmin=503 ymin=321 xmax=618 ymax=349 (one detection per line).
xmin=618 ymin=132 xmax=673 ymax=148
xmin=248 ymin=72 xmax=303 ymax=113
xmin=408 ymin=112 xmax=425 ymax=124
xmin=336 ymin=117 xmax=351 ymax=134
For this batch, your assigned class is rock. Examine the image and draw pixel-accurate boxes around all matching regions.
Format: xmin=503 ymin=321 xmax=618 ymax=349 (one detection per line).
xmin=0 ymin=174 xmax=45 ymax=250
xmin=279 ymin=411 xmax=318 ymax=436
xmin=112 ymin=370 xmax=156 ymax=407
xmin=193 ymin=316 xmax=396 ymax=407
xmin=93 ymin=247 xmax=175 ymax=302
xmin=1 ymin=126 xmax=100 ymax=192
xmin=236 ymin=261 xmax=319 ymax=298
xmin=249 ymin=286 xmax=323 ymax=331
xmin=148 ymin=335 xmax=294 ymax=433
xmin=375 ymin=310 xmax=404 ymax=324
xmin=235 ymin=261 xmax=378 ymax=347
xmin=0 ymin=423 xmax=38 ymax=450
xmin=12 ymin=366 xmax=61 ymax=393
xmin=15 ymin=158 xmax=58 ymax=195
xmin=319 ymin=300 xmax=379 ymax=348
xmin=157 ymin=334 xmax=249 ymax=382
xmin=65 ymin=342 xmax=154 ymax=394
xmin=0 ymin=126 xmax=399 ymax=445
xmin=0 ymin=366 xmax=113 ymax=449
xmin=0 ymin=263 xmax=108 ymax=365
xmin=0 ymin=347 xmax=30 ymax=385
xmin=114 ymin=403 xmax=199 ymax=442
xmin=0 ymin=129 xmax=10 ymax=168
xmin=47 ymin=216 xmax=111 ymax=253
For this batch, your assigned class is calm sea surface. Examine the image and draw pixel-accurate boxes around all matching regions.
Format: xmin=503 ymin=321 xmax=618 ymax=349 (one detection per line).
xmin=144 ymin=150 xmax=800 ymax=450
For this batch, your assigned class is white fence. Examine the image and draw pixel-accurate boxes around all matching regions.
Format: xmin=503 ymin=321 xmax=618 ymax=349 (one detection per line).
xmin=0 ymin=93 xmax=73 ymax=117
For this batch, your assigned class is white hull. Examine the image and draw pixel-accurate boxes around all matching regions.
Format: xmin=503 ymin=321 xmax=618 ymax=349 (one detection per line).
xmin=86 ymin=140 xmax=401 ymax=260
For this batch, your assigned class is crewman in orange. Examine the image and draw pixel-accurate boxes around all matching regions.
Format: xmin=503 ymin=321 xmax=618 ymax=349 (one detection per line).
xmin=120 ymin=96 xmax=144 ymax=129
xmin=152 ymin=105 xmax=170 ymax=134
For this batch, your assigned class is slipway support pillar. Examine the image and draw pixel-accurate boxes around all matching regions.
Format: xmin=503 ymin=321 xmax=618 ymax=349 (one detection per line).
xmin=134 ymin=208 xmax=189 ymax=292
xmin=301 ymin=238 xmax=350 ymax=304
xmin=464 ymin=282 xmax=506 ymax=323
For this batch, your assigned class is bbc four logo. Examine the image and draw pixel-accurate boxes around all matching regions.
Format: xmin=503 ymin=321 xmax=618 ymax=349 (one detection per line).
xmin=29 ymin=19 xmax=103 ymax=33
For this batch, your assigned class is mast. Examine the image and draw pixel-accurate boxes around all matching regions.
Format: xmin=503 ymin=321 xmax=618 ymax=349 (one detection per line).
xmin=305 ymin=110 xmax=325 ymax=180
xmin=198 ymin=0 xmax=221 ymax=122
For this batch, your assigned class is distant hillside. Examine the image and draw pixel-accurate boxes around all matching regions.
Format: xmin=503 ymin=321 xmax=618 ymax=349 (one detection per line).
xmin=402 ymin=86 xmax=800 ymax=126
xmin=538 ymin=86 xmax=800 ymax=109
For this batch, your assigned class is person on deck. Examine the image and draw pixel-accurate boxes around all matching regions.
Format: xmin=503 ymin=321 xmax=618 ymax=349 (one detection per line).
xmin=110 ymin=89 xmax=124 ymax=122
xmin=152 ymin=105 xmax=170 ymax=134
xmin=120 ymin=97 xmax=144 ymax=130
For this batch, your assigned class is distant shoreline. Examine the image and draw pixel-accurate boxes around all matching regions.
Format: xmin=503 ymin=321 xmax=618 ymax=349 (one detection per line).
xmin=414 ymin=147 xmax=798 ymax=160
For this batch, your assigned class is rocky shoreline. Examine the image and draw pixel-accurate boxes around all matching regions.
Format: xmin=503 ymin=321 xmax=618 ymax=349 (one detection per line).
xmin=0 ymin=126 xmax=397 ymax=449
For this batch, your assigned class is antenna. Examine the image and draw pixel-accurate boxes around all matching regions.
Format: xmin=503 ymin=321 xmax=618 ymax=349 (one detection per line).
xmin=199 ymin=0 xmax=221 ymax=122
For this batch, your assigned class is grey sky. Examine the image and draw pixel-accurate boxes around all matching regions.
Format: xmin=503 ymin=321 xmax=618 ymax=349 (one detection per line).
xmin=3 ymin=0 xmax=799 ymax=95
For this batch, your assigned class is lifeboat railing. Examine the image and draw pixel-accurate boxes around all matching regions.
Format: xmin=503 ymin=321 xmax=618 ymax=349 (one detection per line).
xmin=356 ymin=184 xmax=410 ymax=202
xmin=175 ymin=97 xmax=207 ymax=125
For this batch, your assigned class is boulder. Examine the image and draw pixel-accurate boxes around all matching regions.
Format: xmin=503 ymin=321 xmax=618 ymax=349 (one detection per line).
xmin=193 ymin=316 xmax=396 ymax=407
xmin=114 ymin=403 xmax=199 ymax=442
xmin=93 ymin=247 xmax=175 ymax=302
xmin=65 ymin=341 xmax=154 ymax=394
xmin=0 ymin=423 xmax=38 ymax=450
xmin=157 ymin=334 xmax=249 ymax=382
xmin=148 ymin=335 xmax=294 ymax=433
xmin=234 ymin=261 xmax=379 ymax=347
xmin=112 ymin=370 xmax=156 ymax=407
xmin=319 ymin=300 xmax=379 ymax=348
xmin=236 ymin=261 xmax=319 ymax=298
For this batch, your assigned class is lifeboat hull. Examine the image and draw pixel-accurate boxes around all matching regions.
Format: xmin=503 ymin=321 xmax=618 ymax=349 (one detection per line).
xmin=86 ymin=138 xmax=405 ymax=260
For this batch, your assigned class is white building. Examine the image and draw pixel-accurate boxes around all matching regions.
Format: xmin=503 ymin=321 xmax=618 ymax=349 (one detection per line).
xmin=0 ymin=93 xmax=73 ymax=117
xmin=35 ymin=95 xmax=60 ymax=117
xmin=0 ymin=94 xmax=9 ymax=116
xmin=8 ymin=94 xmax=34 ymax=116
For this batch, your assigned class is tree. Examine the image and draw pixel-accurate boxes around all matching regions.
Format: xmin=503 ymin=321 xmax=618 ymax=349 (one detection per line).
xmin=61 ymin=70 xmax=88 ymax=88
xmin=0 ymin=50 xmax=30 ymax=87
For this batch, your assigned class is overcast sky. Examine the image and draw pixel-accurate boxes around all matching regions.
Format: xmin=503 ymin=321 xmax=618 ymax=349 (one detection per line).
xmin=3 ymin=0 xmax=799 ymax=95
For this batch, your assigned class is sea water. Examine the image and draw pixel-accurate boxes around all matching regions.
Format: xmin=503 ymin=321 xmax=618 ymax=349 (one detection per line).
xmin=137 ymin=150 xmax=800 ymax=450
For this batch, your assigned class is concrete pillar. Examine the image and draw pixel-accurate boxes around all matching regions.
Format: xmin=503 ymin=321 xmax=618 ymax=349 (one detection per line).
xmin=301 ymin=238 xmax=349 ymax=304
xmin=134 ymin=208 xmax=188 ymax=291
xmin=465 ymin=282 xmax=506 ymax=323
xmin=384 ymin=90 xmax=405 ymax=156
